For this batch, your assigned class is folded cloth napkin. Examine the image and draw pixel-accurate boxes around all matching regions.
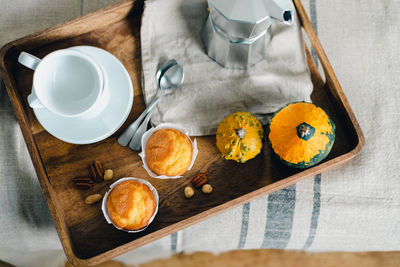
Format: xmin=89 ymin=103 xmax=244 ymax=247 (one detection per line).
xmin=141 ymin=0 xmax=313 ymax=136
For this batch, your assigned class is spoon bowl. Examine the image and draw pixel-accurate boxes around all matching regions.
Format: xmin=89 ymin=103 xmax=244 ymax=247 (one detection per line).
xmin=158 ymin=63 xmax=184 ymax=91
xmin=156 ymin=60 xmax=177 ymax=88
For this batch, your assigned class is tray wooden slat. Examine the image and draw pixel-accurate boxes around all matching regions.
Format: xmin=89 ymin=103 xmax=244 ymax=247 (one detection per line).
xmin=0 ymin=0 xmax=364 ymax=266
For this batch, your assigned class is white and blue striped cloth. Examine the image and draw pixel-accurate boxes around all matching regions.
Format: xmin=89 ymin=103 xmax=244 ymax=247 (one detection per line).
xmin=0 ymin=0 xmax=399 ymax=267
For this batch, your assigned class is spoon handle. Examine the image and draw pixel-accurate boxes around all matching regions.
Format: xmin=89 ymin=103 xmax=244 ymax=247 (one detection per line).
xmin=129 ymin=110 xmax=153 ymax=151
xmin=117 ymin=96 xmax=160 ymax=146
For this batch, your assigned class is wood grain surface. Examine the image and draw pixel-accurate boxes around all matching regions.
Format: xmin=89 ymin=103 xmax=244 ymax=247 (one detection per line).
xmin=0 ymin=0 xmax=364 ymax=266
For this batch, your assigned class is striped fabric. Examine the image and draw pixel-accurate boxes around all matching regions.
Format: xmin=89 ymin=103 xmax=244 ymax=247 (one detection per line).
xmin=1 ymin=0 xmax=400 ymax=267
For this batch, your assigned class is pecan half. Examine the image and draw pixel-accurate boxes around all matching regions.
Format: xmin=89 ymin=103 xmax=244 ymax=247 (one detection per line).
xmin=73 ymin=177 xmax=94 ymax=190
xmin=191 ymin=173 xmax=208 ymax=188
xmin=89 ymin=161 xmax=104 ymax=182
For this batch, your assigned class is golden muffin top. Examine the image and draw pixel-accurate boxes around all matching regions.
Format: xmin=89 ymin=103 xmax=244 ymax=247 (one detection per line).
xmin=106 ymin=180 xmax=156 ymax=230
xmin=145 ymin=128 xmax=192 ymax=176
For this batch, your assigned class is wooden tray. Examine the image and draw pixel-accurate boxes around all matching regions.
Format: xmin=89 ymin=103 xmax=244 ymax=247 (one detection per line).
xmin=0 ymin=0 xmax=364 ymax=266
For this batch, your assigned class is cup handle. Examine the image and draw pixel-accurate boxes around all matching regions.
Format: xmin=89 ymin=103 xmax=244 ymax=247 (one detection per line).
xmin=27 ymin=90 xmax=43 ymax=108
xmin=18 ymin=52 xmax=41 ymax=70
xmin=18 ymin=52 xmax=43 ymax=108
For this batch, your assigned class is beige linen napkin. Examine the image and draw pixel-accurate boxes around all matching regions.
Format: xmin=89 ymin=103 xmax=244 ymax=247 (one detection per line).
xmin=141 ymin=0 xmax=313 ymax=136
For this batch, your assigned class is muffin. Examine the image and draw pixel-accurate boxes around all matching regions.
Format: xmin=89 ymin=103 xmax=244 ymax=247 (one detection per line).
xmin=145 ymin=128 xmax=193 ymax=176
xmin=106 ymin=180 xmax=157 ymax=231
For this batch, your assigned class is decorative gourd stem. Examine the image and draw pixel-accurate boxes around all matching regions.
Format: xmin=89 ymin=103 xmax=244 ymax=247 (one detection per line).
xmin=236 ymin=128 xmax=247 ymax=139
xmin=298 ymin=124 xmax=310 ymax=136
xmin=296 ymin=122 xmax=315 ymax=141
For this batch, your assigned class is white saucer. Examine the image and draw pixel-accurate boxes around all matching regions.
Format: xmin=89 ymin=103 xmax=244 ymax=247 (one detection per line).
xmin=33 ymin=46 xmax=133 ymax=144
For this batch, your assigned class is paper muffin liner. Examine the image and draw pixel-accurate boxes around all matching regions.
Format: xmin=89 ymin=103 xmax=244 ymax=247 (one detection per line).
xmin=139 ymin=123 xmax=198 ymax=179
xmin=101 ymin=177 xmax=159 ymax=233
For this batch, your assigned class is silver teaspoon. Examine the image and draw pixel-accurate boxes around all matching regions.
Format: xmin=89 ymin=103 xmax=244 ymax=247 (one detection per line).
xmin=117 ymin=60 xmax=184 ymax=146
xmin=129 ymin=110 xmax=153 ymax=151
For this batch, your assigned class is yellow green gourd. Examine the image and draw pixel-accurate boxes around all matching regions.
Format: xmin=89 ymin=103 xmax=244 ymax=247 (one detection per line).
xmin=216 ymin=111 xmax=263 ymax=163
xmin=268 ymin=102 xmax=335 ymax=168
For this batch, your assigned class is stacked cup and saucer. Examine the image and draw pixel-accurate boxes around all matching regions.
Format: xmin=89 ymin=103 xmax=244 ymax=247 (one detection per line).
xmin=18 ymin=46 xmax=133 ymax=144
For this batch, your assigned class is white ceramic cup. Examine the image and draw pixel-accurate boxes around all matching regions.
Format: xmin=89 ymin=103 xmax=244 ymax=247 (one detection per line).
xmin=18 ymin=49 xmax=106 ymax=118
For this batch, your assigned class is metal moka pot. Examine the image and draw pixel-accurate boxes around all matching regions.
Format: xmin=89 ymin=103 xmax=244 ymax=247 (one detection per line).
xmin=202 ymin=0 xmax=294 ymax=69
